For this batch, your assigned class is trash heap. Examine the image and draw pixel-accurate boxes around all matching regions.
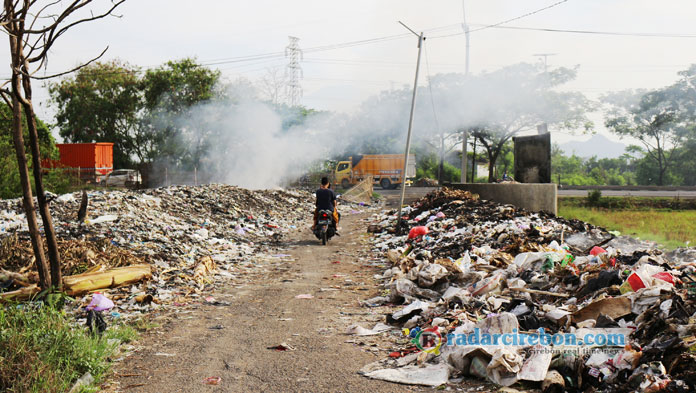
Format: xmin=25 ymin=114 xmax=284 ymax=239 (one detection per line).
xmin=361 ymin=188 xmax=696 ymax=392
xmin=0 ymin=184 xmax=314 ymax=309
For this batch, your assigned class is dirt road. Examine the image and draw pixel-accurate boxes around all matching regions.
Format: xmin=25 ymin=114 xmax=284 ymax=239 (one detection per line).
xmin=106 ymin=211 xmax=425 ymax=392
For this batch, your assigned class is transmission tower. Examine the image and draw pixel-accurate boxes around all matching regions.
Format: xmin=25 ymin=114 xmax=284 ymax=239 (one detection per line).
xmin=285 ymin=36 xmax=303 ymax=107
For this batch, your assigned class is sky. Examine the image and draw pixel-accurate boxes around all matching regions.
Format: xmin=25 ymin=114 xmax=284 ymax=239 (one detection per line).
xmin=7 ymin=0 xmax=696 ymax=147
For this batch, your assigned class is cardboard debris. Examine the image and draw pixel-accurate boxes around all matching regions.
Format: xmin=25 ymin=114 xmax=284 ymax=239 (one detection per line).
xmin=193 ymin=256 xmax=216 ymax=283
xmin=571 ymin=296 xmax=632 ymax=323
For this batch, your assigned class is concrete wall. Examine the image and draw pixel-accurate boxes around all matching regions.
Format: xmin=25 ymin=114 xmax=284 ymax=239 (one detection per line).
xmin=450 ymin=183 xmax=557 ymax=214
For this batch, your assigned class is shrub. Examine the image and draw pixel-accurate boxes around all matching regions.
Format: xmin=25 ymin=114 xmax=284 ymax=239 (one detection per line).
xmin=587 ymin=189 xmax=602 ymax=206
xmin=0 ymin=303 xmax=136 ymax=393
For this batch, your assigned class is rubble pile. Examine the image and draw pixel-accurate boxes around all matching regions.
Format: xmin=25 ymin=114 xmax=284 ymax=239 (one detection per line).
xmin=0 ymin=184 xmax=313 ymax=309
xmin=362 ymin=187 xmax=696 ymax=392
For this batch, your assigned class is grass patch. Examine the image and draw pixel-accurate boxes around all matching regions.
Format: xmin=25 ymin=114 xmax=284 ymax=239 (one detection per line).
xmin=0 ymin=303 xmax=136 ymax=393
xmin=561 ymin=195 xmax=696 ymax=210
xmin=558 ymin=204 xmax=696 ymax=250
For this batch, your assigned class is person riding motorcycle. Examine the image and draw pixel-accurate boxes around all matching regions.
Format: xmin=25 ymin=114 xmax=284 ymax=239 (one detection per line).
xmin=313 ymin=177 xmax=340 ymax=230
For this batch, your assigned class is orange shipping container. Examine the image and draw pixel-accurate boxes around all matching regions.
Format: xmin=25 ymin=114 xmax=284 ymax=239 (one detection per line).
xmin=55 ymin=143 xmax=114 ymax=181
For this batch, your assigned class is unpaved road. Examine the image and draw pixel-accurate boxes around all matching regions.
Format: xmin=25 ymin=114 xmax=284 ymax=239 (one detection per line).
xmin=105 ymin=212 xmax=427 ymax=392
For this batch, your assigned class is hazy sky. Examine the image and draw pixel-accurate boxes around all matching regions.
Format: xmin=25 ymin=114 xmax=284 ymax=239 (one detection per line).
xmin=7 ymin=0 xmax=696 ymax=145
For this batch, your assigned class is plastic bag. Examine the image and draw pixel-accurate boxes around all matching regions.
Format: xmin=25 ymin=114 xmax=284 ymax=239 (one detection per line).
xmin=86 ymin=293 xmax=114 ymax=312
xmin=408 ymin=226 xmax=429 ymax=239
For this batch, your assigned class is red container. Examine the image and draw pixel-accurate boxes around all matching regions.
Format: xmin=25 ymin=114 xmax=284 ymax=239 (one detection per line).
xmin=54 ymin=143 xmax=113 ymax=182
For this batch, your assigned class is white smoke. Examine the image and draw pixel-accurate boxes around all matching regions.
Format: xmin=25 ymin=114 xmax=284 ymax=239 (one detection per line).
xmin=160 ymin=63 xmax=589 ymax=189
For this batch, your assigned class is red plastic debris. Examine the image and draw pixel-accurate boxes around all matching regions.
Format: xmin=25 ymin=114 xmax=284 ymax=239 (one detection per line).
xmin=590 ymin=246 xmax=607 ymax=256
xmin=652 ymin=272 xmax=675 ymax=285
xmin=408 ymin=226 xmax=429 ymax=239
xmin=627 ymin=273 xmax=646 ymax=291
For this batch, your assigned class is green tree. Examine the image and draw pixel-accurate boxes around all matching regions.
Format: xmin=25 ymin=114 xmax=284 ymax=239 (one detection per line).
xmin=0 ymin=103 xmax=61 ymax=198
xmin=49 ymin=60 xmax=141 ymax=169
xmin=137 ymin=58 xmax=221 ymax=171
xmin=604 ymin=82 xmax=691 ymax=186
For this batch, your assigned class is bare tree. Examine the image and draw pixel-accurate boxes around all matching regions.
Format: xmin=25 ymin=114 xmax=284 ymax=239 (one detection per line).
xmin=258 ymin=66 xmax=287 ymax=106
xmin=0 ymin=0 xmax=125 ymax=290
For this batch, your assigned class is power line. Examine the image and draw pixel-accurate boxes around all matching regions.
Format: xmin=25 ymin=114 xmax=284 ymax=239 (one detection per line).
xmin=480 ymin=24 xmax=696 ymax=38
xmin=431 ymin=0 xmax=571 ymax=39
xmin=423 ymin=42 xmax=441 ymax=135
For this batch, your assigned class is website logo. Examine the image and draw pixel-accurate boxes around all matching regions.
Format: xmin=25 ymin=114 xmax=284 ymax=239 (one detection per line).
xmin=405 ymin=326 xmax=443 ymax=355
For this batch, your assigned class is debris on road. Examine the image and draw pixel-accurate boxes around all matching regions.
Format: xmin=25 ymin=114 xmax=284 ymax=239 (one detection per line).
xmin=362 ymin=187 xmax=696 ymax=391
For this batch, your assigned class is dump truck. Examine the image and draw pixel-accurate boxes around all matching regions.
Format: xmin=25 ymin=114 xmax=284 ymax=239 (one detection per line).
xmin=333 ymin=154 xmax=416 ymax=190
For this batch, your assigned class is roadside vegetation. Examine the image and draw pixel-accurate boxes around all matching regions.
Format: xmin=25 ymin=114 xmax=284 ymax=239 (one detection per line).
xmin=558 ymin=194 xmax=695 ymax=249
xmin=0 ymin=303 xmax=137 ymax=393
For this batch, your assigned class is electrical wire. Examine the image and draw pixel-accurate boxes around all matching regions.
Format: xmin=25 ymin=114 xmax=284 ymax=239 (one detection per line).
xmin=423 ymin=42 xmax=441 ymax=134
xmin=431 ymin=0 xmax=571 ymax=39
xmin=479 ymin=24 xmax=696 ymax=38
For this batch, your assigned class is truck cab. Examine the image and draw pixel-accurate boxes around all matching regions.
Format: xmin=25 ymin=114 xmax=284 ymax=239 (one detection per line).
xmin=334 ymin=160 xmax=353 ymax=189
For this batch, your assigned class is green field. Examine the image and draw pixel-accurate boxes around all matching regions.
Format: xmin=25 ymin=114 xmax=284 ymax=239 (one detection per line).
xmin=558 ymin=200 xmax=696 ymax=250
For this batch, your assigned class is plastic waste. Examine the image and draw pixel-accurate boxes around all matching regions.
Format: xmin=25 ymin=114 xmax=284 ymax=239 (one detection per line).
xmin=86 ymin=293 xmax=114 ymax=311
xmin=407 ymin=226 xmax=429 ymax=239
xmin=467 ymin=273 xmax=503 ymax=297
xmin=486 ymin=348 xmax=522 ymax=386
xmin=363 ymin=363 xmax=450 ymax=387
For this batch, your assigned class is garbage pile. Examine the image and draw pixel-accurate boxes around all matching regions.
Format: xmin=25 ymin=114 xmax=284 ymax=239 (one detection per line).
xmin=0 ymin=184 xmax=314 ymax=308
xmin=361 ymin=188 xmax=696 ymax=392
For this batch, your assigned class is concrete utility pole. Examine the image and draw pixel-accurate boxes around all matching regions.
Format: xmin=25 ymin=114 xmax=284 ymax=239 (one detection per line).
xmin=285 ymin=36 xmax=303 ymax=107
xmin=460 ymin=0 xmax=470 ymax=183
xmin=533 ymin=53 xmax=556 ymax=73
xmin=396 ymin=22 xmax=424 ymax=230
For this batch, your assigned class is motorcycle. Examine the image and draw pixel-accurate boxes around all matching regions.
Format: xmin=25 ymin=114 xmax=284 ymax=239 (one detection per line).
xmin=314 ymin=209 xmax=336 ymax=245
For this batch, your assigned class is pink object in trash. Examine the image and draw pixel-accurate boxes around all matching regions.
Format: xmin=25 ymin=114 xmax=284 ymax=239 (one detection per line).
xmin=590 ymin=246 xmax=607 ymax=256
xmin=652 ymin=272 xmax=675 ymax=285
xmin=85 ymin=293 xmax=114 ymax=311
xmin=408 ymin=226 xmax=429 ymax=239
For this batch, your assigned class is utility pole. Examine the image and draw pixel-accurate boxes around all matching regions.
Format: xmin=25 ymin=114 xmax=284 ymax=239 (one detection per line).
xmin=285 ymin=36 xmax=303 ymax=107
xmin=460 ymin=0 xmax=470 ymax=183
xmin=471 ymin=137 xmax=477 ymax=182
xmin=396 ymin=22 xmax=424 ymax=230
xmin=533 ymin=53 xmax=556 ymax=73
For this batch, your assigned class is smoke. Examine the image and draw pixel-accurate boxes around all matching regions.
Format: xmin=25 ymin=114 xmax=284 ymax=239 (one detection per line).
xmin=153 ymin=62 xmax=589 ymax=189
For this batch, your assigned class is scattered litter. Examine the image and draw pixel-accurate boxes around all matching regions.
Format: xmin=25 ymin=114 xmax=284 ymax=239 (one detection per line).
xmin=360 ymin=187 xmax=696 ymax=391
xmin=268 ymin=343 xmax=295 ymax=351
xmin=203 ymin=376 xmax=221 ymax=385
xmin=295 ymin=294 xmax=314 ymax=299
xmin=346 ymin=323 xmax=391 ymax=336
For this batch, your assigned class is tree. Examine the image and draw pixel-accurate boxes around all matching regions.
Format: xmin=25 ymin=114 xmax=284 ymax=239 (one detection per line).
xmin=49 ymin=60 xmax=141 ymax=169
xmin=0 ymin=0 xmax=125 ymax=290
xmin=427 ymin=64 xmax=592 ymax=182
xmin=604 ymin=88 xmax=685 ymax=186
xmin=137 ymin=58 xmax=221 ymax=174
xmin=258 ymin=66 xmax=287 ymax=106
